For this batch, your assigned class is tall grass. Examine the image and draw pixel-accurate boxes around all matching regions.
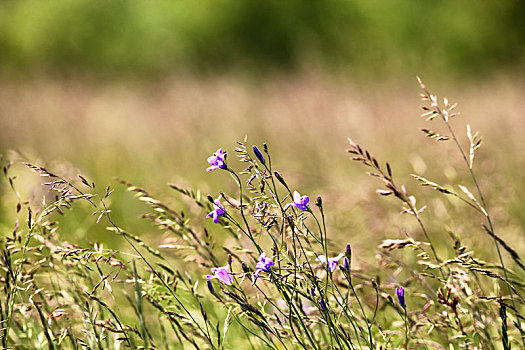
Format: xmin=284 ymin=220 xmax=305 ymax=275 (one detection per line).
xmin=1 ymin=80 xmax=524 ymax=348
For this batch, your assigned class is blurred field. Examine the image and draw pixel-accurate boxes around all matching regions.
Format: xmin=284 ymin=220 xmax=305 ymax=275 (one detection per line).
xmin=2 ymin=74 xmax=525 ymax=264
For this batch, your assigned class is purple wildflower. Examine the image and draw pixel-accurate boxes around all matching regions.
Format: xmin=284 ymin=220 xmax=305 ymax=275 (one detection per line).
xmin=206 ymin=148 xmax=227 ymax=172
xmin=396 ymin=287 xmax=405 ymax=307
xmin=284 ymin=191 xmax=310 ymax=211
xmin=206 ymin=197 xmax=226 ymax=223
xmin=320 ymin=297 xmax=327 ymax=311
xmin=343 ymin=257 xmax=350 ymax=272
xmin=252 ymin=145 xmax=265 ymax=164
xmin=255 ymin=252 xmax=274 ymax=278
xmin=206 ymin=262 xmax=234 ymax=285
xmin=316 ymin=253 xmax=344 ymax=272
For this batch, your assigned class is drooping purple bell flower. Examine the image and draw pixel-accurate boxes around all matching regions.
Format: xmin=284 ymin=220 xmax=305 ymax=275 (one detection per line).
xmin=206 ymin=148 xmax=227 ymax=172
xmin=206 ymin=261 xmax=234 ymax=285
xmin=316 ymin=253 xmax=344 ymax=272
xmin=284 ymin=191 xmax=310 ymax=211
xmin=255 ymin=252 xmax=274 ymax=278
xmin=206 ymin=197 xmax=227 ymax=223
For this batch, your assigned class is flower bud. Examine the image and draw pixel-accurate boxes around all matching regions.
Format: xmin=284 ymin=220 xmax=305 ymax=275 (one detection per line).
xmin=207 ymin=279 xmax=215 ymax=294
xmin=274 ymin=171 xmax=287 ymax=186
xmin=396 ymin=287 xmax=406 ymax=308
xmin=253 ymin=145 xmax=265 ymax=164
xmin=344 ymin=257 xmax=350 ymax=272
xmin=315 ymin=195 xmax=322 ymax=208
xmin=320 ymin=297 xmax=327 ymax=311
xmin=242 ymin=262 xmax=250 ymax=273
xmin=346 ymin=244 xmax=352 ymax=258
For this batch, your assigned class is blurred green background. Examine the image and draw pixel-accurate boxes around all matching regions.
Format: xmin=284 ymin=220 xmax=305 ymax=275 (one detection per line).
xmin=1 ymin=0 xmax=525 ymax=261
xmin=1 ymin=0 xmax=524 ymax=80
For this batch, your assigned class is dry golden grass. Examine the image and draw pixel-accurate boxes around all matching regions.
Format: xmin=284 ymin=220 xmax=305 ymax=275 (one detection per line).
xmin=1 ymin=73 xmax=525 ymax=258
xmin=2 ymin=73 xmax=525 ymax=348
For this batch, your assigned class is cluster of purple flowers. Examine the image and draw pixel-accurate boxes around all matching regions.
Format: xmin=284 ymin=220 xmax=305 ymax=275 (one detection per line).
xmin=204 ymin=146 xmax=409 ymax=326
xmin=206 ymin=147 xmax=337 ymax=298
xmin=206 ymin=252 xmax=274 ymax=286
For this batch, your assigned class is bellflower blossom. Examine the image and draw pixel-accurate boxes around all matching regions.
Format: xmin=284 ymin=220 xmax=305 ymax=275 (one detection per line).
xmin=206 ymin=197 xmax=227 ymax=223
xmin=255 ymin=252 xmax=274 ymax=278
xmin=284 ymin=191 xmax=310 ymax=211
xmin=206 ymin=148 xmax=227 ymax=172
xmin=396 ymin=286 xmax=406 ymax=307
xmin=316 ymin=253 xmax=344 ymax=272
xmin=206 ymin=261 xmax=234 ymax=285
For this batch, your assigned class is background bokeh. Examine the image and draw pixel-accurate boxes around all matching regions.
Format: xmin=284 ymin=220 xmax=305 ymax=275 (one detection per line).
xmin=1 ymin=0 xmax=525 ymax=261
xmin=1 ymin=0 xmax=525 ymax=80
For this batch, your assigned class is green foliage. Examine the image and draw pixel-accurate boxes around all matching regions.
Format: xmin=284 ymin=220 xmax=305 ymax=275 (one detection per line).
xmin=0 ymin=0 xmax=524 ymax=79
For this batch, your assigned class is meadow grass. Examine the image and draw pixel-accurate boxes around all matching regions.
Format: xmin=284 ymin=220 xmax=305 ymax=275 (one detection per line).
xmin=1 ymin=78 xmax=525 ymax=348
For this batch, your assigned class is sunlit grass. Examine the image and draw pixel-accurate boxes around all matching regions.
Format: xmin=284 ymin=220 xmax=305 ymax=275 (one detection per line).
xmin=1 ymin=75 xmax=525 ymax=348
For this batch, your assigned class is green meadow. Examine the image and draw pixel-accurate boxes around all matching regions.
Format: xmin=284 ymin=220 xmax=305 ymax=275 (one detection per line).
xmin=1 ymin=1 xmax=525 ymax=348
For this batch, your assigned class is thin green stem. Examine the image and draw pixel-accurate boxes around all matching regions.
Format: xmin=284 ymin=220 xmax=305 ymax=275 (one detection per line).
xmin=440 ymin=113 xmax=525 ymax=346
xmin=404 ymin=306 xmax=408 ymax=350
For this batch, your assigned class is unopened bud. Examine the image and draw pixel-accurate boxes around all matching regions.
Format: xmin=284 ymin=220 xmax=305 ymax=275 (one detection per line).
xmin=274 ymin=171 xmax=287 ymax=186
xmin=252 ymin=145 xmax=265 ymax=164
xmin=315 ymin=195 xmax=322 ymax=208
xmin=344 ymin=257 xmax=350 ymax=273
xmin=396 ymin=287 xmax=406 ymax=308
xmin=207 ymin=280 xmax=214 ymax=294
xmin=242 ymin=262 xmax=250 ymax=273
xmin=320 ymin=297 xmax=327 ymax=311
